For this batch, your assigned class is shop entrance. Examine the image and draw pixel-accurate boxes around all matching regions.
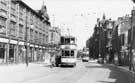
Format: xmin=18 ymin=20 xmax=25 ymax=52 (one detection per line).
xmin=9 ymin=44 xmax=14 ymax=63
xmin=0 ymin=43 xmax=5 ymax=63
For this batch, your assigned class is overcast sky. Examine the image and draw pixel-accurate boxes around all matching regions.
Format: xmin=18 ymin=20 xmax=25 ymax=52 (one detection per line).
xmin=23 ymin=0 xmax=134 ymax=49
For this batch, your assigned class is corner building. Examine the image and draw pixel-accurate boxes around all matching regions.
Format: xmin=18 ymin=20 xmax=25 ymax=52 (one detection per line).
xmin=0 ymin=0 xmax=50 ymax=64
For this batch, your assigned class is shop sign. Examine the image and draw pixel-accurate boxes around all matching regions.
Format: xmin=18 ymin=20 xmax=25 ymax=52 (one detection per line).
xmin=35 ymin=45 xmax=38 ymax=48
xmin=10 ymin=40 xmax=17 ymax=44
xmin=0 ymin=37 xmax=8 ymax=43
xmin=30 ymin=44 xmax=34 ymax=47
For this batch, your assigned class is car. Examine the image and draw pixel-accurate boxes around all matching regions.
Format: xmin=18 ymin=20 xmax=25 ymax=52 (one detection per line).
xmin=97 ymin=58 xmax=104 ymax=64
xmin=82 ymin=56 xmax=89 ymax=62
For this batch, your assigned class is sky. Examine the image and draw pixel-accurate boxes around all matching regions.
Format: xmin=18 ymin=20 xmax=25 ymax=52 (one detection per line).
xmin=23 ymin=0 xmax=134 ymax=49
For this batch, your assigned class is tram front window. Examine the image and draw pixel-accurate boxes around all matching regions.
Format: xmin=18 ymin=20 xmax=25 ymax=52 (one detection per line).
xmin=65 ymin=51 xmax=69 ymax=56
xmin=65 ymin=38 xmax=70 ymax=44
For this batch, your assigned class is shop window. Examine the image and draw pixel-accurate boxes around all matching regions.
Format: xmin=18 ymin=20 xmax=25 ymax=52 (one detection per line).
xmin=9 ymin=44 xmax=14 ymax=59
xmin=0 ymin=48 xmax=4 ymax=59
xmin=0 ymin=43 xmax=5 ymax=59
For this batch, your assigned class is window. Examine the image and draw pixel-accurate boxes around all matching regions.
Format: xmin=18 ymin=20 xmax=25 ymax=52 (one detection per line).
xmin=11 ymin=15 xmax=16 ymax=22
xmin=51 ymin=32 xmax=53 ymax=41
xmin=0 ymin=17 xmax=6 ymax=26
xmin=43 ymin=34 xmax=45 ymax=43
xmin=39 ymin=33 xmax=42 ymax=43
xmin=71 ymin=38 xmax=75 ymax=44
xmin=65 ymin=51 xmax=69 ymax=56
xmin=46 ymin=35 xmax=48 ymax=43
xmin=19 ymin=24 xmax=23 ymax=39
xmin=65 ymin=38 xmax=70 ymax=44
xmin=11 ymin=1 xmax=16 ymax=9
xmin=62 ymin=50 xmax=65 ymax=56
xmin=11 ymin=8 xmax=16 ymax=15
xmin=19 ymin=12 xmax=23 ymax=19
xmin=10 ymin=21 xmax=16 ymax=29
xmin=71 ymin=50 xmax=74 ymax=56
xmin=0 ymin=0 xmax=7 ymax=6
xmin=10 ymin=21 xmax=16 ymax=36
xmin=34 ymin=31 xmax=38 ymax=43
xmin=30 ymin=29 xmax=33 ymax=41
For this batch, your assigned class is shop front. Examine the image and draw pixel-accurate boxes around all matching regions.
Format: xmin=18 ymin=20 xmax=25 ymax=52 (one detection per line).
xmin=34 ymin=45 xmax=38 ymax=62
xmin=9 ymin=44 xmax=15 ymax=64
xmin=18 ymin=45 xmax=25 ymax=63
xmin=29 ymin=47 xmax=34 ymax=62
xmin=0 ymin=43 xmax=6 ymax=63
xmin=120 ymin=48 xmax=130 ymax=66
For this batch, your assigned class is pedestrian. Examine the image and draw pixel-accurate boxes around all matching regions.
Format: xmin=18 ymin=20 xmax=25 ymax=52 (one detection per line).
xmin=50 ymin=53 xmax=55 ymax=68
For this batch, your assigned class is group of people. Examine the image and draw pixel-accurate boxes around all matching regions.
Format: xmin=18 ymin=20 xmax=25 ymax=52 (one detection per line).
xmin=49 ymin=52 xmax=61 ymax=68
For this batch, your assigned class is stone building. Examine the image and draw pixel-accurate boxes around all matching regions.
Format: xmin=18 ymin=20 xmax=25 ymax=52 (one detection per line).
xmin=117 ymin=15 xmax=131 ymax=65
xmin=48 ymin=26 xmax=61 ymax=54
xmin=0 ymin=0 xmax=50 ymax=64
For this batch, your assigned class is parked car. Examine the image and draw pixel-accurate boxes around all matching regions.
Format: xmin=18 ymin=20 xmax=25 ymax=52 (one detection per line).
xmin=82 ymin=56 xmax=89 ymax=62
xmin=97 ymin=58 xmax=104 ymax=64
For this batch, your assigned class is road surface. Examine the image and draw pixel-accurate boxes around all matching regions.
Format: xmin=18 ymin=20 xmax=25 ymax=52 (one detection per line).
xmin=15 ymin=60 xmax=135 ymax=83
xmin=1 ymin=60 xmax=135 ymax=83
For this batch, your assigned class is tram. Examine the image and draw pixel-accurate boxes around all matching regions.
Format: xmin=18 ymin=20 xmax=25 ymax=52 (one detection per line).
xmin=59 ymin=36 xmax=77 ymax=67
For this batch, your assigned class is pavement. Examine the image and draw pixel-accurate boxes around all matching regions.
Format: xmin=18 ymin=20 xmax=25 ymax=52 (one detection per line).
xmin=0 ymin=61 xmax=54 ymax=83
xmin=90 ymin=59 xmax=135 ymax=77
xmin=112 ymin=65 xmax=135 ymax=78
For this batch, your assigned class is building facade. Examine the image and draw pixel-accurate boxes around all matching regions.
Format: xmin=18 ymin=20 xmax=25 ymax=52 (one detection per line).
xmin=0 ymin=0 xmax=50 ymax=64
xmin=48 ymin=26 xmax=61 ymax=53
xmin=116 ymin=15 xmax=131 ymax=66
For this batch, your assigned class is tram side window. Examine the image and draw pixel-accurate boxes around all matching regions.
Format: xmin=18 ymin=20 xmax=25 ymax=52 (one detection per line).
xmin=71 ymin=50 xmax=74 ymax=56
xmin=62 ymin=50 xmax=65 ymax=56
xmin=71 ymin=38 xmax=75 ymax=44
xmin=65 ymin=51 xmax=69 ymax=56
xmin=65 ymin=38 xmax=70 ymax=44
xmin=61 ymin=37 xmax=64 ymax=44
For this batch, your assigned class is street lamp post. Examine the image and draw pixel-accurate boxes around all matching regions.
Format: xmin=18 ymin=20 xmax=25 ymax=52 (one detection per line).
xmin=25 ymin=9 xmax=28 ymax=67
xmin=129 ymin=9 xmax=133 ymax=71
xmin=99 ymin=25 xmax=101 ymax=58
xmin=98 ymin=22 xmax=107 ymax=63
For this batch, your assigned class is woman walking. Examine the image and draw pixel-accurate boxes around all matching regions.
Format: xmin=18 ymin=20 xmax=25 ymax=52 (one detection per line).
xmin=50 ymin=54 xmax=55 ymax=68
